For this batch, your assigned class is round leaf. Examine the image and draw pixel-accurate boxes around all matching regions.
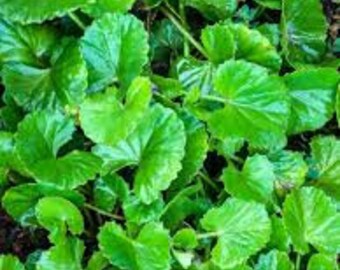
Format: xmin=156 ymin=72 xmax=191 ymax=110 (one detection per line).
xmin=200 ymin=198 xmax=271 ymax=268
xmin=283 ymin=187 xmax=340 ymax=254
xmin=255 ymin=250 xmax=293 ymax=270
xmin=94 ymin=105 xmax=186 ymax=204
xmin=83 ymin=0 xmax=136 ymax=18
xmin=81 ymin=13 xmax=149 ymax=92
xmin=36 ymin=196 xmax=84 ymax=243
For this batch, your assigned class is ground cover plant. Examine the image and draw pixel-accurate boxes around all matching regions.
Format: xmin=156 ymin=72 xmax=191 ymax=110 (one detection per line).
xmin=0 ymin=0 xmax=339 ymax=269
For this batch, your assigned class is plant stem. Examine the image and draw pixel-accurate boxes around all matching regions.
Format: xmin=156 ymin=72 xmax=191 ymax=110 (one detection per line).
xmin=179 ymin=2 xmax=190 ymax=57
xmin=198 ymin=171 xmax=219 ymax=191
xmin=295 ymin=254 xmax=301 ymax=270
xmin=68 ymin=12 xmax=86 ymax=30
xmin=160 ymin=6 xmax=208 ymax=59
xmin=197 ymin=231 xmax=221 ymax=240
xmin=84 ymin=203 xmax=124 ymax=221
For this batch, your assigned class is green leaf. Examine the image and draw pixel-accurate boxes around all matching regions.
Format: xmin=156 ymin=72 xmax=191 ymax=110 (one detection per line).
xmin=229 ymin=24 xmax=282 ymax=71
xmin=268 ymin=215 xmax=290 ymax=251
xmin=0 ymin=131 xmax=14 ymax=167
xmin=172 ymin=111 xmax=208 ymax=189
xmin=283 ymin=187 xmax=340 ymax=254
xmin=81 ymin=13 xmax=149 ymax=92
xmin=2 ymin=183 xmax=84 ymax=226
xmin=94 ymin=173 xmax=129 ymax=212
xmin=307 ymin=254 xmax=337 ymax=270
xmin=201 ymin=24 xmax=235 ymax=65
xmin=285 ymin=69 xmax=339 ymax=134
xmin=94 ymin=105 xmax=186 ymax=204
xmin=269 ymin=150 xmax=308 ymax=190
xmin=183 ymin=0 xmax=238 ymax=20
xmin=207 ymin=60 xmax=289 ymax=150
xmin=98 ymin=222 xmax=171 ymax=270
xmin=80 ymin=77 xmax=152 ymax=146
xmin=223 ymin=155 xmax=275 ymax=203
xmin=255 ymin=250 xmax=293 ymax=270
xmin=123 ymin=196 xmax=164 ymax=226
xmin=256 ymin=24 xmax=280 ymax=47
xmin=0 ymin=18 xmax=57 ymax=67
xmin=175 ymin=57 xmax=215 ymax=94
xmin=83 ymin=0 xmax=136 ymax=18
xmin=0 ymin=255 xmax=24 ymax=270
xmin=3 ymin=40 xmax=88 ymax=111
xmin=172 ymin=250 xmax=194 ymax=269
xmin=281 ymin=0 xmax=328 ymax=65
xmin=0 ymin=0 xmax=90 ymax=23
xmin=309 ymin=136 xmax=340 ymax=200
xmin=16 ymin=110 xmax=102 ymax=189
xmin=36 ymin=196 xmax=84 ymax=243
xmin=254 ymin=0 xmax=281 ymax=9
xmin=337 ymin=90 xmax=340 ymax=127
xmin=86 ymin=251 xmax=110 ymax=270
xmin=37 ymin=237 xmax=84 ymax=270
xmin=200 ymin=198 xmax=271 ymax=268
xmin=173 ymin=228 xmax=198 ymax=250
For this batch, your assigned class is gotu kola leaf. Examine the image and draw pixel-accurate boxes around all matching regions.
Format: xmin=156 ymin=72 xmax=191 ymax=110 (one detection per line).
xmin=15 ymin=110 xmax=102 ymax=189
xmin=200 ymin=198 xmax=271 ymax=269
xmin=255 ymin=250 xmax=293 ymax=270
xmin=285 ymin=68 xmax=339 ymax=134
xmin=307 ymin=254 xmax=337 ymax=270
xmin=94 ymin=104 xmax=186 ymax=204
xmin=36 ymin=196 xmax=84 ymax=243
xmin=37 ymin=237 xmax=84 ymax=270
xmin=0 ymin=0 xmax=91 ymax=24
xmin=81 ymin=13 xmax=149 ymax=92
xmin=98 ymin=222 xmax=171 ymax=270
xmin=80 ymin=77 xmax=152 ymax=146
xmin=281 ymin=0 xmax=328 ymax=65
xmin=83 ymin=0 xmax=136 ymax=18
xmin=222 ymin=154 xmax=275 ymax=204
xmin=206 ymin=60 xmax=289 ymax=150
xmin=309 ymin=136 xmax=340 ymax=200
xmin=0 ymin=255 xmax=24 ymax=270
xmin=0 ymin=19 xmax=88 ymax=110
xmin=283 ymin=187 xmax=340 ymax=254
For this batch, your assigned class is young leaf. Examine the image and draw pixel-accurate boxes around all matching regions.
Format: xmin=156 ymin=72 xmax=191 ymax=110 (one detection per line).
xmin=80 ymin=77 xmax=152 ymax=146
xmin=2 ymin=183 xmax=84 ymax=226
xmin=283 ymin=187 xmax=340 ymax=254
xmin=223 ymin=155 xmax=275 ymax=203
xmin=281 ymin=0 xmax=328 ymax=65
xmin=309 ymin=136 xmax=340 ymax=200
xmin=3 ymin=40 xmax=88 ymax=110
xmin=255 ymin=250 xmax=293 ymax=270
xmin=173 ymin=228 xmax=198 ymax=250
xmin=0 ymin=18 xmax=57 ymax=67
xmin=307 ymin=254 xmax=337 ymax=270
xmin=0 ymin=255 xmax=24 ymax=270
xmin=229 ymin=24 xmax=282 ymax=71
xmin=16 ymin=110 xmax=102 ymax=189
xmin=285 ymin=68 xmax=339 ymax=134
xmin=200 ymin=198 xmax=271 ymax=268
xmin=94 ymin=105 xmax=186 ymax=204
xmin=83 ymin=0 xmax=136 ymax=18
xmin=207 ymin=60 xmax=289 ymax=150
xmin=0 ymin=0 xmax=90 ymax=23
xmin=81 ymin=13 xmax=149 ymax=92
xmin=36 ymin=237 xmax=84 ymax=270
xmin=98 ymin=222 xmax=171 ymax=270
xmin=201 ymin=24 xmax=235 ymax=65
xmin=183 ymin=0 xmax=238 ymax=20
xmin=94 ymin=173 xmax=129 ymax=212
xmin=269 ymin=150 xmax=308 ymax=190
xmin=36 ymin=196 xmax=84 ymax=243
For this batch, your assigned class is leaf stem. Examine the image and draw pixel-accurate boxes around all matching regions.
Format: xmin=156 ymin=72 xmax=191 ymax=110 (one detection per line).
xmin=68 ymin=12 xmax=86 ymax=31
xmin=84 ymin=203 xmax=124 ymax=221
xmin=160 ymin=6 xmax=208 ymax=58
xmin=198 ymin=171 xmax=219 ymax=191
xmin=295 ymin=254 xmax=301 ymax=270
xmin=179 ymin=2 xmax=190 ymax=57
